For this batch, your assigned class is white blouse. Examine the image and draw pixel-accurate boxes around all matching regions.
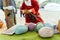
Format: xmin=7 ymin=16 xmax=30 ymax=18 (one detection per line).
xmin=25 ymin=0 xmax=32 ymax=6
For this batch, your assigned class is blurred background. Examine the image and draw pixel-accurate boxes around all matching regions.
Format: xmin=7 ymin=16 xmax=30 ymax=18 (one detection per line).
xmin=0 ymin=0 xmax=60 ymax=26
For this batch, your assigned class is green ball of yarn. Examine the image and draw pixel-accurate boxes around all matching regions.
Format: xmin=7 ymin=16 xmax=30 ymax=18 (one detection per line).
xmin=35 ymin=22 xmax=44 ymax=31
xmin=14 ymin=25 xmax=28 ymax=34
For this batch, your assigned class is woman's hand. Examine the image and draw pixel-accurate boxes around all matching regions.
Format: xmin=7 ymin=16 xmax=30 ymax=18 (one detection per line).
xmin=21 ymin=10 xmax=25 ymax=13
xmin=21 ymin=8 xmax=36 ymax=14
xmin=28 ymin=8 xmax=36 ymax=14
xmin=24 ymin=9 xmax=29 ymax=14
xmin=21 ymin=9 xmax=29 ymax=14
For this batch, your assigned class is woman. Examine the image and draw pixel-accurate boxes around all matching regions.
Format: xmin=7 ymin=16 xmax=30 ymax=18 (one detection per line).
xmin=20 ymin=0 xmax=44 ymax=24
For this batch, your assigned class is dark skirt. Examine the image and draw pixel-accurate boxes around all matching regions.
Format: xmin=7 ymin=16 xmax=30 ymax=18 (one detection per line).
xmin=25 ymin=12 xmax=44 ymax=24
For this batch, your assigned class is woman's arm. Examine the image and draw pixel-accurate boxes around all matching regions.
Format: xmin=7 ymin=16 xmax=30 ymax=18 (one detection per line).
xmin=31 ymin=0 xmax=39 ymax=14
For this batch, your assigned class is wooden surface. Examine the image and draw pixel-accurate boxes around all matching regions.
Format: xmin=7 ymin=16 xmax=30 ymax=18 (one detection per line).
xmin=58 ymin=20 xmax=60 ymax=33
xmin=2 ymin=0 xmax=15 ymax=29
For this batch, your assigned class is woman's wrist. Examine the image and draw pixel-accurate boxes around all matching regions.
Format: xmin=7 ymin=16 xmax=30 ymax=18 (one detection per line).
xmin=28 ymin=10 xmax=32 ymax=12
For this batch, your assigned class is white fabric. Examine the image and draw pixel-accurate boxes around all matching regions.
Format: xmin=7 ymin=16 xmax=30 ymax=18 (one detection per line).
xmin=0 ymin=9 xmax=7 ymax=34
xmin=3 ymin=7 xmax=8 ymax=10
xmin=44 ymin=3 xmax=60 ymax=11
xmin=38 ymin=27 xmax=54 ymax=37
xmin=2 ymin=25 xmax=16 ymax=35
xmin=0 ymin=9 xmax=6 ymax=24
xmin=15 ymin=0 xmax=23 ymax=8
xmin=7 ymin=6 xmax=13 ymax=10
xmin=3 ymin=6 xmax=13 ymax=10
xmin=25 ymin=0 xmax=32 ymax=6
xmin=39 ymin=9 xmax=60 ymax=25
xmin=16 ymin=9 xmax=25 ymax=25
xmin=37 ymin=0 xmax=46 ymax=4
xmin=3 ymin=6 xmax=16 ymax=12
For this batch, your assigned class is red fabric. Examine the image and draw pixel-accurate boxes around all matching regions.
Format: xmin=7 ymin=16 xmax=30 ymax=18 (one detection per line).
xmin=25 ymin=14 xmax=44 ymax=24
xmin=20 ymin=0 xmax=44 ymax=24
xmin=21 ymin=0 xmax=39 ymax=14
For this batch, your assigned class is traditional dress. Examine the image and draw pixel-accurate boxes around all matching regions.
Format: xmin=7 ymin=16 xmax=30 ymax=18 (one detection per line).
xmin=20 ymin=0 xmax=44 ymax=24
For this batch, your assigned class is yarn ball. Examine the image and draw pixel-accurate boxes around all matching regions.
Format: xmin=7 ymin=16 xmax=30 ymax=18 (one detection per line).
xmin=44 ymin=23 xmax=53 ymax=28
xmin=28 ymin=23 xmax=35 ymax=31
xmin=14 ymin=25 xmax=28 ymax=34
xmin=38 ymin=27 xmax=54 ymax=37
xmin=35 ymin=22 xmax=44 ymax=31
